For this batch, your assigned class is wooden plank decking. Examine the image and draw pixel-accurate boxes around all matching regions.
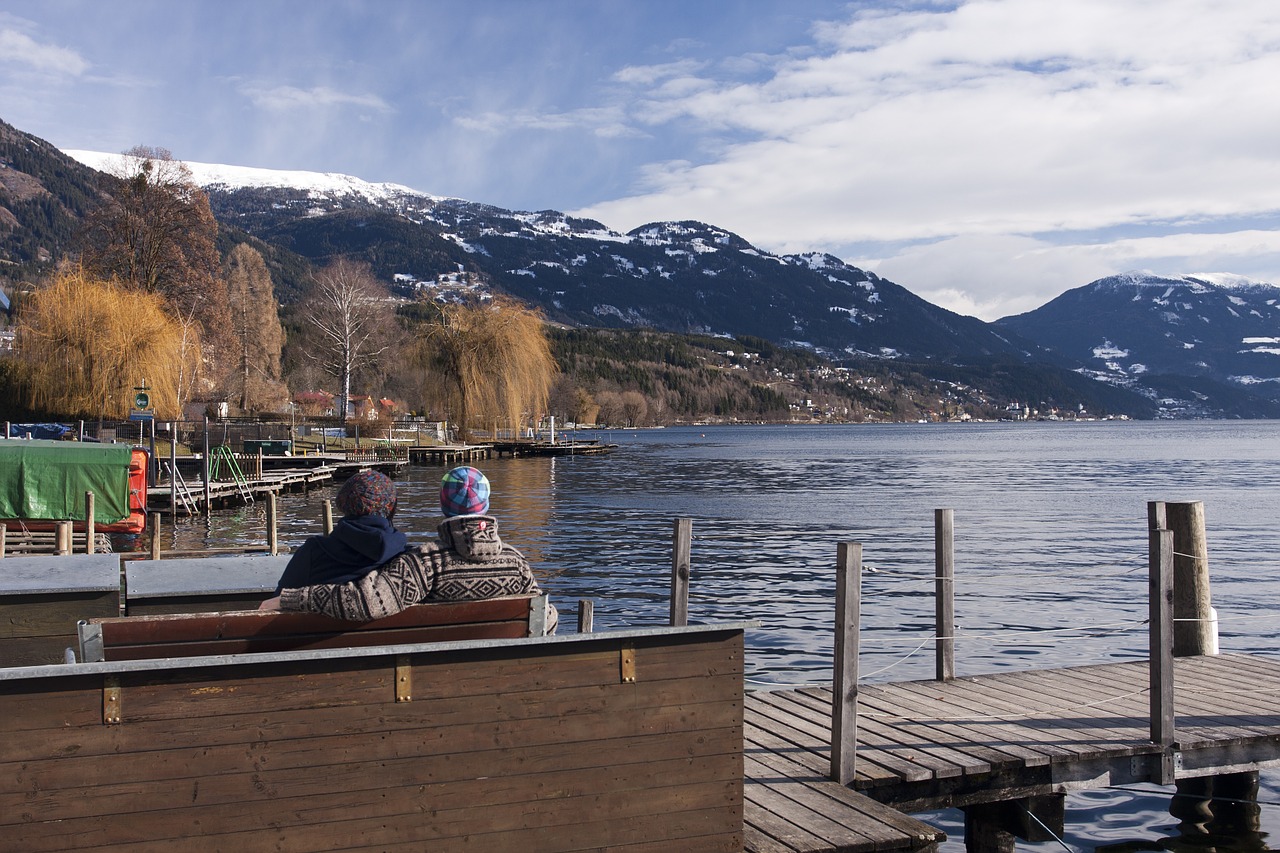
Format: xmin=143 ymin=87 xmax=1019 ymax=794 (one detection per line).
xmin=741 ymin=653 xmax=1280 ymax=852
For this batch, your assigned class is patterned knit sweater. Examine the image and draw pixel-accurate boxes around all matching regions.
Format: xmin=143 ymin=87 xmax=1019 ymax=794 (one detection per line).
xmin=278 ymin=514 xmax=544 ymax=622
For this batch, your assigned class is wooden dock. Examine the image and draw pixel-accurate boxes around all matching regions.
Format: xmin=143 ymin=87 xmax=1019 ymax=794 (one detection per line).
xmin=747 ymin=650 xmax=1280 ymax=819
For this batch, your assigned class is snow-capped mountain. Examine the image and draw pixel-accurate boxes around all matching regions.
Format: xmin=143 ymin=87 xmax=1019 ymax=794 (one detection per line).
xmin=996 ymin=271 xmax=1280 ymax=411
xmin=68 ymin=150 xmax=1026 ymax=360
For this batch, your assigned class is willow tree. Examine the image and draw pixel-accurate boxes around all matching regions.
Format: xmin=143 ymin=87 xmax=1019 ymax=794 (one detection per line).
xmin=417 ymin=296 xmax=557 ymax=441
xmin=224 ymin=243 xmax=286 ymax=413
xmin=15 ymin=266 xmax=198 ymax=418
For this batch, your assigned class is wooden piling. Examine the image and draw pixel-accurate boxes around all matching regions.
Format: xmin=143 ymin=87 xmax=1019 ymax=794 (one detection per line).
xmin=150 ymin=512 xmax=161 ymax=560
xmin=54 ymin=521 xmax=72 ymax=555
xmin=0 ymin=523 xmax=6 ymax=558
xmin=577 ymin=599 xmax=594 ymax=634
xmin=1148 ymin=501 xmax=1176 ymax=784
xmin=84 ymin=491 xmax=95 ymax=554
xmin=831 ymin=541 xmax=862 ymax=786
xmin=267 ymin=493 xmax=278 ymax=556
xmin=1167 ymin=500 xmax=1215 ymax=656
xmin=202 ymin=416 xmax=211 ymax=515
xmin=322 ymin=499 xmax=334 ymax=535
xmin=935 ymin=508 xmax=955 ymax=682
xmin=670 ymin=517 xmax=692 ymax=627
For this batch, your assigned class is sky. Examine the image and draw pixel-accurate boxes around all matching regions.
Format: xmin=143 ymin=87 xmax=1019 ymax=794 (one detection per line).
xmin=4 ymin=0 xmax=1280 ymax=320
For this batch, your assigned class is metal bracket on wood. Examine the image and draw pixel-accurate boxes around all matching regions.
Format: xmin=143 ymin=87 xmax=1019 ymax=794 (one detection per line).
xmin=620 ymin=642 xmax=636 ymax=683
xmin=1134 ymin=751 xmax=1181 ymax=784
xmin=395 ymin=656 xmax=412 ymax=702
xmin=103 ymin=676 xmax=122 ymax=725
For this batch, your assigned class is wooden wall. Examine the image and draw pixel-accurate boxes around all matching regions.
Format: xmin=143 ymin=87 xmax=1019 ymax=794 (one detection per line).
xmin=0 ymin=627 xmax=745 ymax=852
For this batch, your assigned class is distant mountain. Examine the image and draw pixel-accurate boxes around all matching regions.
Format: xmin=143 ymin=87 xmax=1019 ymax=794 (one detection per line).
xmin=63 ymin=150 xmax=1036 ymax=364
xmin=0 ymin=121 xmax=106 ymax=277
xmin=996 ymin=271 xmax=1280 ymax=417
xmin=0 ymin=134 xmax=1260 ymax=418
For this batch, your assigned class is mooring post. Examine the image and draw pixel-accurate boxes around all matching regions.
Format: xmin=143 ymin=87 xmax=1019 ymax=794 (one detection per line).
xmin=1148 ymin=501 xmax=1176 ymax=784
xmin=55 ymin=521 xmax=72 ymax=555
xmin=935 ymin=508 xmax=955 ymax=682
xmin=322 ymin=499 xmax=334 ymax=535
xmin=149 ymin=512 xmax=161 ymax=560
xmin=831 ymin=541 xmax=862 ymax=786
xmin=267 ymin=492 xmax=279 ymax=556
xmin=670 ymin=517 xmax=692 ymax=626
xmin=202 ymin=416 xmax=211 ymax=515
xmin=169 ymin=422 xmax=178 ymax=519
xmin=1166 ymin=501 xmax=1216 ymax=656
xmin=84 ymin=491 xmax=95 ymax=554
xmin=578 ymin=599 xmax=594 ymax=633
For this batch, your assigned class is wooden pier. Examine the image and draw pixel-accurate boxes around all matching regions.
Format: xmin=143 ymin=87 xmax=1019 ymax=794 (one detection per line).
xmin=740 ymin=653 xmax=1280 ymax=852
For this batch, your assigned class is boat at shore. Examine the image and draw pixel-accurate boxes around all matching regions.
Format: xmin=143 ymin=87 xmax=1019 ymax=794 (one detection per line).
xmin=0 ymin=438 xmax=149 ymax=536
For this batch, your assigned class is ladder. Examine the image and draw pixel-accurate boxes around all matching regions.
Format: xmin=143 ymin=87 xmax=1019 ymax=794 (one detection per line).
xmin=208 ymin=446 xmax=254 ymax=504
xmin=160 ymin=461 xmax=199 ymax=516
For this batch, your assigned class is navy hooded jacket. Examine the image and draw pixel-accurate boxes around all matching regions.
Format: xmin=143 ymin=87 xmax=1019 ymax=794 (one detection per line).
xmin=274 ymin=515 xmax=408 ymax=593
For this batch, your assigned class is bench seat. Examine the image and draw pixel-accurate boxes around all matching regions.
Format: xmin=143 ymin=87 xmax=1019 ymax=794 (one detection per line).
xmin=79 ymin=593 xmax=552 ymax=662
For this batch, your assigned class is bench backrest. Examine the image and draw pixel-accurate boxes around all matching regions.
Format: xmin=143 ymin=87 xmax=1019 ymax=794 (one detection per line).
xmin=78 ymin=593 xmax=551 ymax=662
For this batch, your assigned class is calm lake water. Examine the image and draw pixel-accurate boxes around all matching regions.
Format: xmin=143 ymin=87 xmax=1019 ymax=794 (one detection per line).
xmin=167 ymin=420 xmax=1280 ymax=851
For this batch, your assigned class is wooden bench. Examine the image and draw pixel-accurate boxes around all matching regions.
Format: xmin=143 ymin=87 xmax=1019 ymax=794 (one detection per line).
xmin=2 ymin=623 xmax=746 ymax=852
xmin=78 ymin=593 xmax=553 ymax=662
xmin=122 ymin=553 xmax=290 ymax=614
xmin=0 ymin=553 xmax=120 ymax=666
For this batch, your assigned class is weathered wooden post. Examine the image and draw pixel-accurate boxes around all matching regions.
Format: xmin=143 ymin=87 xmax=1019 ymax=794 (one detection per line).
xmin=0 ymin=523 xmax=6 ymax=558
xmin=322 ymin=499 xmax=334 ymax=535
xmin=84 ymin=491 xmax=95 ymax=554
xmin=1166 ymin=501 xmax=1216 ymax=656
xmin=935 ymin=508 xmax=955 ymax=682
xmin=149 ymin=512 xmax=161 ymax=560
xmin=578 ymin=599 xmax=594 ymax=633
xmin=670 ymin=517 xmax=692 ymax=626
xmin=169 ymin=422 xmax=178 ymax=519
xmin=55 ymin=521 xmax=72 ymax=555
xmin=831 ymin=541 xmax=862 ymax=786
xmin=202 ymin=416 xmax=211 ymax=515
xmin=267 ymin=492 xmax=279 ymax=556
xmin=1148 ymin=501 xmax=1176 ymax=784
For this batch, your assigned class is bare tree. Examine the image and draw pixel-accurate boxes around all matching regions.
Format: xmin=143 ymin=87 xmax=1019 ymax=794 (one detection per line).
xmin=224 ymin=243 xmax=286 ymax=413
xmin=78 ymin=146 xmax=232 ymax=384
xmin=306 ymin=259 xmax=394 ymax=421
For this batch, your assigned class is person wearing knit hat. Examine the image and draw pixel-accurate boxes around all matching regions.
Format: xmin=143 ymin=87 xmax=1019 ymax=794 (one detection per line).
xmin=270 ymin=464 xmax=557 ymax=633
xmin=266 ymin=468 xmax=408 ymax=599
xmin=440 ymin=466 xmax=489 ymax=517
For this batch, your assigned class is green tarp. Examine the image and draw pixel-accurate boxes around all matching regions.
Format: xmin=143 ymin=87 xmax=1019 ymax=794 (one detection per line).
xmin=0 ymin=440 xmax=132 ymax=524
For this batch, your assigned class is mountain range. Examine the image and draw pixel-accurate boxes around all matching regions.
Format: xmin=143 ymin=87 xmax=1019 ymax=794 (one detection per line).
xmin=2 ymin=116 xmax=1279 ymax=418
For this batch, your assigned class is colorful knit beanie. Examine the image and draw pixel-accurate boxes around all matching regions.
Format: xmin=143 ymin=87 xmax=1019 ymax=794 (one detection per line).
xmin=440 ymin=466 xmax=490 ymax=517
xmin=335 ymin=469 xmax=397 ymax=518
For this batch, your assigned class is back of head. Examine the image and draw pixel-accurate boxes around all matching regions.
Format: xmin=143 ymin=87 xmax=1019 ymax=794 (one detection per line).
xmin=440 ymin=465 xmax=490 ymax=517
xmin=335 ymin=469 xmax=397 ymax=519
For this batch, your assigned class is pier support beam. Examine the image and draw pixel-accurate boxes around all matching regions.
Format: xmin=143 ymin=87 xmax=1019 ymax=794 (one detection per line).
xmin=962 ymin=795 xmax=1064 ymax=852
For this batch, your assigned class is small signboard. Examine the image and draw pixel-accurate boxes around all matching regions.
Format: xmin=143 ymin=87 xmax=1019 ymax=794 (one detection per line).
xmin=128 ymin=410 xmax=154 ymax=422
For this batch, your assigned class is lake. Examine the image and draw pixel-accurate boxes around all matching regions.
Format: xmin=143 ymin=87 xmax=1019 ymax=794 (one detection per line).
xmin=168 ymin=420 xmax=1280 ymax=851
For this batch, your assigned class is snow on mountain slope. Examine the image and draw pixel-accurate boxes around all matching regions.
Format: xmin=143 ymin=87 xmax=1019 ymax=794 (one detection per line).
xmin=63 ymin=149 xmax=444 ymax=205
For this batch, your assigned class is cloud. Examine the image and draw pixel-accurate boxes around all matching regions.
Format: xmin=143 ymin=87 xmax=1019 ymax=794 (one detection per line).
xmin=0 ymin=28 xmax=89 ymax=76
xmin=571 ymin=0 xmax=1280 ymax=314
xmin=241 ymin=84 xmax=392 ymax=114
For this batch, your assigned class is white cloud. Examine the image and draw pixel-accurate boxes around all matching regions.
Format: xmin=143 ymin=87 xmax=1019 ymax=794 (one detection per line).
xmin=0 ymin=28 xmax=89 ymax=76
xmin=241 ymin=84 xmax=392 ymax=113
xmin=572 ymin=0 xmax=1280 ymax=314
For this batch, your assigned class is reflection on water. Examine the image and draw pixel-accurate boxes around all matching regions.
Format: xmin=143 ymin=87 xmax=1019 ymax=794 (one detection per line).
xmin=168 ymin=421 xmax=1280 ymax=851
